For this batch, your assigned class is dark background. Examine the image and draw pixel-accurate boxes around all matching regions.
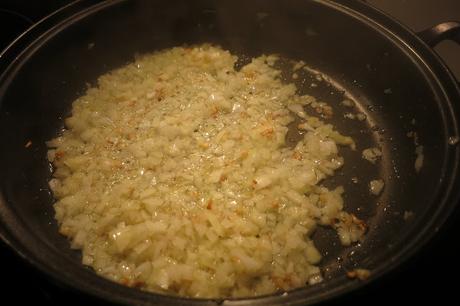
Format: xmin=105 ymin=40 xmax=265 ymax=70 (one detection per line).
xmin=1 ymin=0 xmax=459 ymax=305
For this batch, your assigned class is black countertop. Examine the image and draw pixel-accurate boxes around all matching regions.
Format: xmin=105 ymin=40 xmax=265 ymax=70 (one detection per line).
xmin=1 ymin=1 xmax=459 ymax=305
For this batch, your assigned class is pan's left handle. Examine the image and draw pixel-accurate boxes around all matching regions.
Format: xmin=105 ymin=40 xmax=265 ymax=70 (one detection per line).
xmin=417 ymin=21 xmax=460 ymax=47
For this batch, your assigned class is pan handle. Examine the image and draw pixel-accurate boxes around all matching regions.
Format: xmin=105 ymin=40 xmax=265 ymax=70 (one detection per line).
xmin=417 ymin=21 xmax=460 ymax=47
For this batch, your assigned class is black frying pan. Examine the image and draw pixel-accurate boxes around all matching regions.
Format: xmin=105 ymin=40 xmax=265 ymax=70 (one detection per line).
xmin=1 ymin=0 xmax=460 ymax=305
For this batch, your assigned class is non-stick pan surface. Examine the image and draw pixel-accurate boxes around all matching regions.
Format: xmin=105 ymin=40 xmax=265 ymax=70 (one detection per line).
xmin=1 ymin=0 xmax=459 ymax=305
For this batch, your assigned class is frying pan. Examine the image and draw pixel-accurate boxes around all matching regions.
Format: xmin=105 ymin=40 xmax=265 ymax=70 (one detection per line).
xmin=1 ymin=0 xmax=460 ymax=305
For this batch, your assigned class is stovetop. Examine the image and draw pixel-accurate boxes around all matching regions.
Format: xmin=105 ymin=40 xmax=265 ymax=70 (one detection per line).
xmin=1 ymin=1 xmax=459 ymax=305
